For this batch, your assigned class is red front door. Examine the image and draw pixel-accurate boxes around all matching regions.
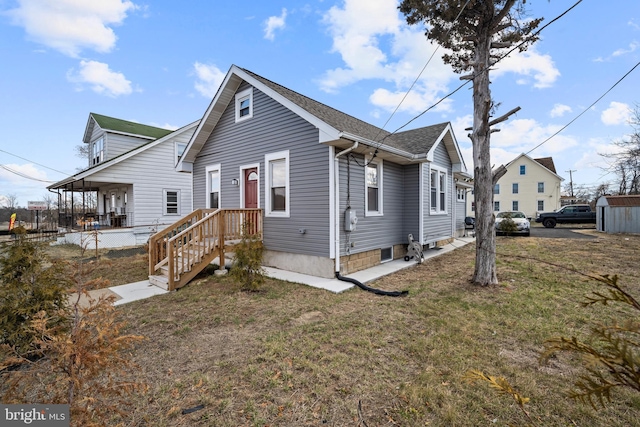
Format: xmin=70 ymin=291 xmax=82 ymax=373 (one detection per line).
xmin=244 ymin=168 xmax=258 ymax=209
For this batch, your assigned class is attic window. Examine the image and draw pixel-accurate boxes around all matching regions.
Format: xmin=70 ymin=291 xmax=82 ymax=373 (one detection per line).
xmin=235 ymin=88 xmax=253 ymax=122
xmin=91 ymin=136 xmax=104 ymax=165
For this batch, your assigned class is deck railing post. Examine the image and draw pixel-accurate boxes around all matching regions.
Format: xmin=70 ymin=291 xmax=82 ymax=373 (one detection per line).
xmin=219 ymin=210 xmax=226 ymax=269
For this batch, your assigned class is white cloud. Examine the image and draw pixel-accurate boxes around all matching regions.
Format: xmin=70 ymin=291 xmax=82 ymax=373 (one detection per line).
xmin=550 ymin=103 xmax=572 ymax=118
xmin=492 ymin=48 xmax=560 ymax=89
xmin=612 ymin=41 xmax=639 ymax=57
xmin=67 ymin=60 xmax=132 ymax=97
xmin=319 ymin=0 xmax=455 ymax=115
xmin=6 ymin=0 xmax=136 ymax=57
xmin=319 ymin=0 xmax=562 ymax=118
xmin=193 ymin=62 xmax=225 ymax=98
xmin=601 ymin=101 xmax=632 ymax=125
xmin=264 ymin=8 xmax=287 ymax=41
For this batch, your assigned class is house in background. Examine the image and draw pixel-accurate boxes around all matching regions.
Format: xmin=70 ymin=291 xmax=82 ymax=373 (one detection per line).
xmin=48 ymin=113 xmax=198 ymax=247
xmin=468 ymin=153 xmax=563 ymax=219
xmin=171 ymin=65 xmax=471 ymax=280
xmin=596 ymin=195 xmax=640 ymax=234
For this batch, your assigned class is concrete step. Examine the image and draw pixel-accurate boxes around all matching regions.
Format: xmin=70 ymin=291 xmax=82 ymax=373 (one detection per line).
xmin=148 ymin=275 xmax=169 ymax=290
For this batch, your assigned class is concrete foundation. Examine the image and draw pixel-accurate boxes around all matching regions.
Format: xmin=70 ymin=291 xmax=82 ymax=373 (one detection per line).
xmin=263 ymin=250 xmax=336 ymax=278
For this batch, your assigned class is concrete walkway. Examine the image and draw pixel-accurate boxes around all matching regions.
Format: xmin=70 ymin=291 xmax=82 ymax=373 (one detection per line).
xmin=78 ymin=237 xmax=475 ymax=306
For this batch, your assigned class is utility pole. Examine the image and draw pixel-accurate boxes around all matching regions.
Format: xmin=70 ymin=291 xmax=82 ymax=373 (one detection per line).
xmin=565 ymin=170 xmax=576 ymax=198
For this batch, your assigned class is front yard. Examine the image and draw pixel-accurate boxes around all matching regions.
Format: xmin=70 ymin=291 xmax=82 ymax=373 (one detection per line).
xmin=100 ymin=231 xmax=640 ymax=426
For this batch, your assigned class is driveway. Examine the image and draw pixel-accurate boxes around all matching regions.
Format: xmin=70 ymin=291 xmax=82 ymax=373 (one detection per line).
xmin=529 ymin=226 xmax=597 ymax=239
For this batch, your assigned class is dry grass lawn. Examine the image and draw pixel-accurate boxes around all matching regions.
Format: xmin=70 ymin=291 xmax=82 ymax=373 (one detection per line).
xmin=88 ymin=231 xmax=640 ymax=426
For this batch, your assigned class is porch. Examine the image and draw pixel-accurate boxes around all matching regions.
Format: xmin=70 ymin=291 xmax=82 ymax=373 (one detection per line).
xmin=48 ymin=177 xmax=133 ymax=231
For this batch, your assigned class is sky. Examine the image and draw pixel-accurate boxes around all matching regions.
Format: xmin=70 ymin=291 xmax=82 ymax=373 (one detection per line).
xmin=1 ymin=0 xmax=639 ymax=207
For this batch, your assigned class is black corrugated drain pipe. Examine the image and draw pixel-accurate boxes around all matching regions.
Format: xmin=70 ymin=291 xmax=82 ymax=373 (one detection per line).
xmin=335 ymin=272 xmax=408 ymax=297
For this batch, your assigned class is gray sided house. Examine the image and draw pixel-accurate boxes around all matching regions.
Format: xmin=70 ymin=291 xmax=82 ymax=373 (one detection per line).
xmin=178 ymin=65 xmax=470 ymax=278
xmin=596 ymin=195 xmax=640 ymax=234
xmin=48 ymin=113 xmax=198 ymax=247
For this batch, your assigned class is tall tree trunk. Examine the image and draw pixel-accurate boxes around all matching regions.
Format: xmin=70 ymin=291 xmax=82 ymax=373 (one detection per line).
xmin=471 ymin=28 xmax=498 ymax=286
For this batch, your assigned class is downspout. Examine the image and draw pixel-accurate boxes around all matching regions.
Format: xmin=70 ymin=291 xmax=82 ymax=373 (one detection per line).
xmin=334 ymin=141 xmax=358 ymax=275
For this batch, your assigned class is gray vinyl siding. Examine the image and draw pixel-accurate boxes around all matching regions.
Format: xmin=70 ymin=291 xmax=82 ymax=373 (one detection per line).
xmin=84 ymin=127 xmax=194 ymax=228
xmin=403 ymin=164 xmax=421 ymax=240
xmin=423 ymin=142 xmax=454 ymax=244
xmin=337 ymin=154 xmax=405 ymax=256
xmin=192 ymin=83 xmax=331 ymax=257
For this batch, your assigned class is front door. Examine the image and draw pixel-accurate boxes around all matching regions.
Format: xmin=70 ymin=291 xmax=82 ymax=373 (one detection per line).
xmin=244 ymin=168 xmax=258 ymax=209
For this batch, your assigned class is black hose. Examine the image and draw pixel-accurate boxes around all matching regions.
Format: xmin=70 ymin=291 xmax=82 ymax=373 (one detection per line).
xmin=335 ymin=272 xmax=408 ymax=297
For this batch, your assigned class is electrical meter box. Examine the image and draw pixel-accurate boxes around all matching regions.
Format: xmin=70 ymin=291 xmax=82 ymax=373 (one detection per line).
xmin=344 ymin=208 xmax=358 ymax=232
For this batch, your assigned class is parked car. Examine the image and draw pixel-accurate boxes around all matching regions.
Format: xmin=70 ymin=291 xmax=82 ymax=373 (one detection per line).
xmin=495 ymin=211 xmax=530 ymax=236
xmin=535 ymin=204 xmax=596 ymax=228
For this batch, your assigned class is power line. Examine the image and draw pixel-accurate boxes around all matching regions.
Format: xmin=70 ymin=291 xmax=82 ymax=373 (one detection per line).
xmin=386 ymin=0 xmax=584 ymax=138
xmin=0 ymin=148 xmax=70 ymax=176
xmin=525 ymin=60 xmax=640 ymax=156
xmin=0 ymin=164 xmax=56 ymax=183
xmin=374 ymin=0 xmax=472 ymax=138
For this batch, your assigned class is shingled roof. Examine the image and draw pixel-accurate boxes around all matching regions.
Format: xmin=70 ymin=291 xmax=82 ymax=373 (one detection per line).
xmin=534 ymin=157 xmax=557 ymax=174
xmin=242 ymin=68 xmax=448 ymax=155
xmin=86 ymin=113 xmax=174 ymax=142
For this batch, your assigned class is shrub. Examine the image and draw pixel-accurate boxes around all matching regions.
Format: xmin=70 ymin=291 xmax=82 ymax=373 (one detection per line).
xmin=541 ymin=274 xmax=640 ymax=408
xmin=496 ymin=212 xmax=518 ymax=235
xmin=0 ymin=230 xmax=72 ymax=358
xmin=230 ymin=223 xmax=265 ymax=291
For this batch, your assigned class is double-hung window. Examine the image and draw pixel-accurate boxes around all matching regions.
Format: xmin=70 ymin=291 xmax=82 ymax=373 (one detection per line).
xmin=537 ymin=200 xmax=544 ymax=211
xmin=494 ymin=184 xmax=500 ymax=195
xmin=512 ymin=200 xmax=519 ymax=211
xmin=206 ymin=164 xmax=221 ymax=209
xmin=538 ymin=182 xmax=545 ymax=193
xmin=265 ymin=151 xmax=289 ymax=217
xmin=235 ymin=88 xmax=253 ymax=122
xmin=430 ymin=166 xmax=447 ymax=214
xmin=365 ymin=161 xmax=383 ymax=216
xmin=164 ymin=189 xmax=180 ymax=215
xmin=519 ymin=165 xmax=526 ymax=175
xmin=91 ymin=137 xmax=104 ymax=166
xmin=512 ymin=183 xmax=519 ymax=194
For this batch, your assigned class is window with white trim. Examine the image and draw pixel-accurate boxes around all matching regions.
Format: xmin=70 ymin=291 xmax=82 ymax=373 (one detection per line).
xmin=163 ymin=189 xmax=180 ymax=215
xmin=519 ymin=165 xmax=526 ymax=175
xmin=235 ymin=88 xmax=253 ymax=122
xmin=512 ymin=200 xmax=519 ymax=211
xmin=494 ymin=201 xmax=500 ymax=211
xmin=175 ymin=142 xmax=187 ymax=164
xmin=91 ymin=136 xmax=104 ymax=166
xmin=365 ymin=161 xmax=383 ymax=216
xmin=265 ymin=151 xmax=289 ymax=217
xmin=457 ymin=188 xmax=465 ymax=201
xmin=537 ymin=200 xmax=544 ymax=211
xmin=538 ymin=182 xmax=545 ymax=193
xmin=494 ymin=184 xmax=500 ymax=194
xmin=512 ymin=182 xmax=519 ymax=194
xmin=430 ymin=166 xmax=447 ymax=213
xmin=206 ymin=164 xmax=221 ymax=209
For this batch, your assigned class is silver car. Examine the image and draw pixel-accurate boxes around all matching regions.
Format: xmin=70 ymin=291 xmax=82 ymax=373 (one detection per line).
xmin=495 ymin=211 xmax=530 ymax=236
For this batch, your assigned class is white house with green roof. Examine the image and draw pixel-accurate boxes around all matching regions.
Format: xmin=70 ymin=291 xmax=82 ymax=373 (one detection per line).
xmin=48 ymin=113 xmax=199 ymax=247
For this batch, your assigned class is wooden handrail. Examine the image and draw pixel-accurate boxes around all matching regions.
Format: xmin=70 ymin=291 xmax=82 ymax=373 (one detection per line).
xmin=149 ymin=208 xmax=263 ymax=290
